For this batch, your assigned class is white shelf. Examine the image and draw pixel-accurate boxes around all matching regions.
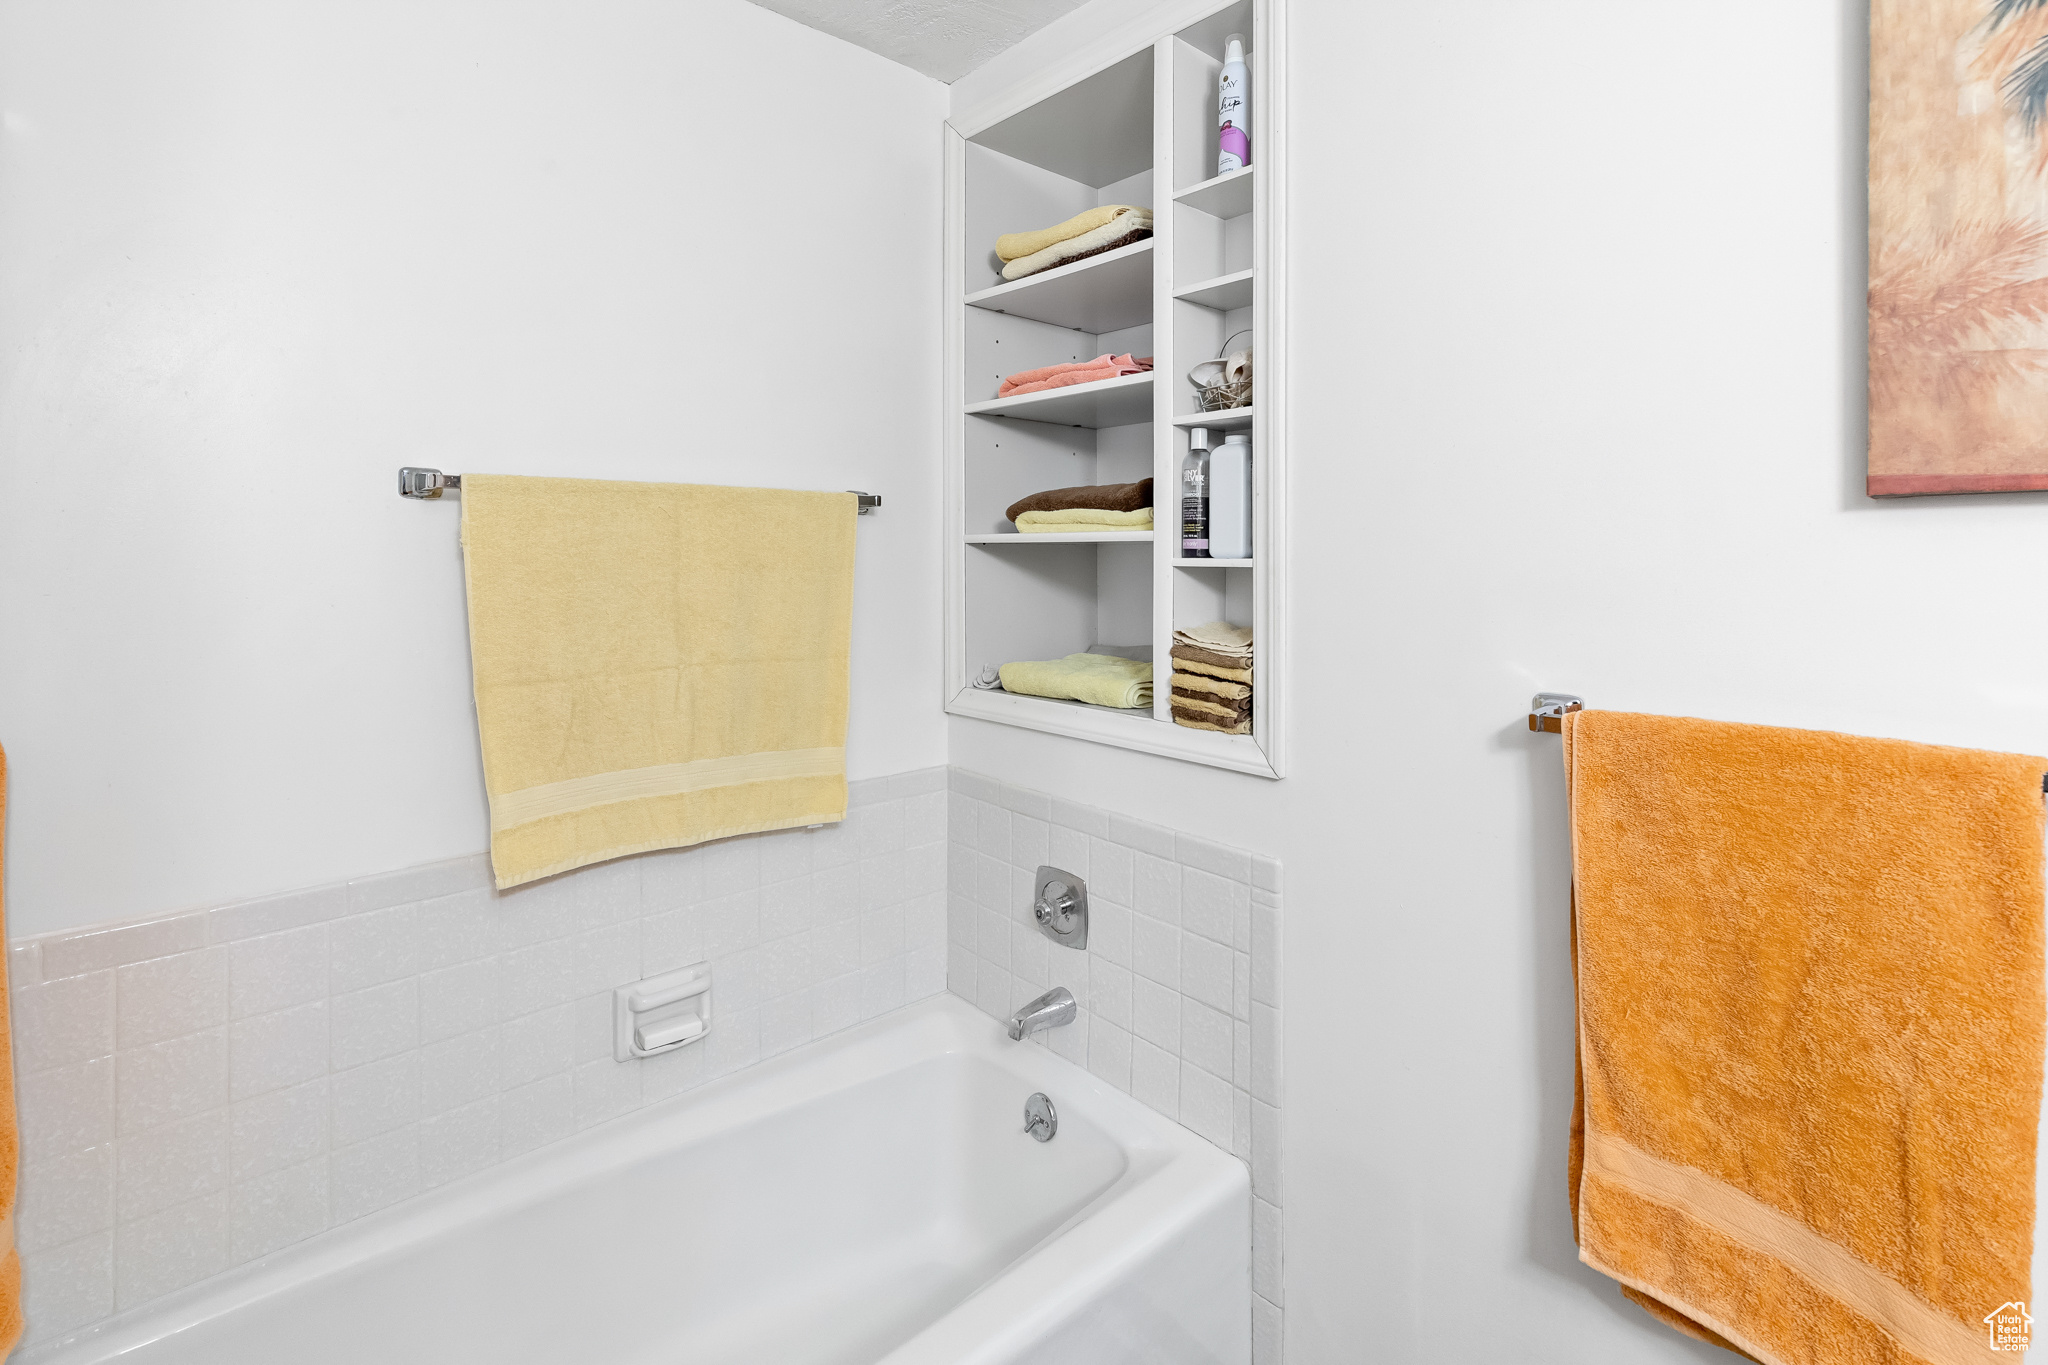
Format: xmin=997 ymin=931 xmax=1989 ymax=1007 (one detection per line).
xmin=947 ymin=686 xmax=1276 ymax=778
xmin=968 ymin=532 xmax=1155 ymax=544
xmin=964 ymin=240 xmax=1155 ymax=334
xmin=965 ymin=371 xmax=1154 ymax=428
xmin=1174 ymin=268 xmax=1254 ymax=312
xmin=1173 ymin=166 xmax=1254 ymax=219
xmin=1172 ymin=557 xmax=1255 ymax=568
xmin=1172 ymin=405 xmax=1254 ymax=431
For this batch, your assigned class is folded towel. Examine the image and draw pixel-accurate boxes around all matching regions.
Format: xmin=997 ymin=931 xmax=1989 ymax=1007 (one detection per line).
xmin=1170 ymin=641 xmax=1250 ymax=674
xmin=999 ymin=653 xmax=1152 ymax=709
xmin=1016 ymin=508 xmax=1154 ymax=534
xmin=1170 ymin=670 xmax=1251 ymax=702
xmin=1171 ymin=691 xmax=1250 ymax=721
xmin=1172 ymin=705 xmax=1250 ymax=735
xmin=0 ymin=748 xmax=22 ymax=1356
xmin=997 ymin=354 xmax=1153 ymax=400
xmin=1564 ymin=710 xmax=2047 ymax=1363
xmin=1173 ymin=620 xmax=1253 ymax=655
xmin=996 ymin=204 xmax=1145 ymax=262
xmin=461 ymin=476 xmax=856 ymax=888
xmin=1171 ymin=654 xmax=1252 ymax=685
xmin=1001 ymin=208 xmax=1154 ymax=282
xmin=1007 ymin=479 xmax=1153 ymax=522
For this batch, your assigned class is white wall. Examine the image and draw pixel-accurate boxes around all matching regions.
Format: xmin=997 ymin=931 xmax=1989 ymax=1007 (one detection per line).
xmin=0 ymin=0 xmax=948 ymax=937
xmin=955 ymin=0 xmax=2048 ymax=1360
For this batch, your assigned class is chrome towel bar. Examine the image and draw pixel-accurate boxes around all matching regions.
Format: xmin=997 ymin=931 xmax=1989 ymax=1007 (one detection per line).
xmin=397 ymin=467 xmax=880 ymax=513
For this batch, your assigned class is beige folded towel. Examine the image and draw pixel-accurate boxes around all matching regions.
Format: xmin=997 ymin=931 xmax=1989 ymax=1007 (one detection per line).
xmin=1173 ymin=620 xmax=1253 ymax=655
xmin=1171 ymin=641 xmax=1250 ymax=673
xmin=1001 ymin=208 xmax=1154 ymax=282
xmin=998 ymin=653 xmax=1153 ymax=709
xmin=1172 ymin=692 xmax=1250 ymax=722
xmin=1016 ymin=508 xmax=1155 ymax=533
xmin=1172 ymin=654 xmax=1252 ymax=685
xmin=1171 ymin=670 xmax=1251 ymax=701
xmin=996 ymin=204 xmax=1143 ymax=262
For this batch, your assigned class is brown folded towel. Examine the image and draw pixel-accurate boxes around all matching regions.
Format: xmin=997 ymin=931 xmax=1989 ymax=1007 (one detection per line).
xmin=1172 ymin=692 xmax=1250 ymax=722
xmin=1171 ymin=654 xmax=1252 ymax=685
xmin=1006 ymin=478 xmax=1153 ymax=524
xmin=1172 ymin=704 xmax=1250 ymax=735
xmin=1171 ymin=642 xmax=1253 ymax=674
xmin=1171 ymin=670 xmax=1250 ymax=702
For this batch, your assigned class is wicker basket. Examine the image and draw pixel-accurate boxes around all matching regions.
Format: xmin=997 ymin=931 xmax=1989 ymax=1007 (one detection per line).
xmin=1187 ymin=329 xmax=1254 ymax=411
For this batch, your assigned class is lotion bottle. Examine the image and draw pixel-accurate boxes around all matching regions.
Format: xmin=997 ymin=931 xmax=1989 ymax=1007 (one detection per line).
xmin=1208 ymin=432 xmax=1252 ymax=560
xmin=1217 ymin=33 xmax=1250 ymax=174
xmin=1182 ymin=428 xmax=1211 ymax=559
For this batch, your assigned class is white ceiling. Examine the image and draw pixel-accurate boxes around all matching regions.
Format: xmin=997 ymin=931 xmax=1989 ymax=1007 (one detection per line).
xmin=745 ymin=0 xmax=1090 ymax=83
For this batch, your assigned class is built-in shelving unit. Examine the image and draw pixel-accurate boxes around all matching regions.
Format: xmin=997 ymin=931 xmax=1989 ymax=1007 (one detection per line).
xmin=944 ymin=0 xmax=1283 ymax=778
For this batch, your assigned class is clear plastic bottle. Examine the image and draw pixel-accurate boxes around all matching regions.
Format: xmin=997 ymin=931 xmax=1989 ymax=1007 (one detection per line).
xmin=1182 ymin=429 xmax=1211 ymax=559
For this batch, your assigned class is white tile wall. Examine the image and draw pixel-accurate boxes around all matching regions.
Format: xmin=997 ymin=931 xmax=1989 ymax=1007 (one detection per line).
xmin=943 ymin=768 xmax=1286 ymax=1365
xmin=6 ymin=769 xmax=947 ymax=1348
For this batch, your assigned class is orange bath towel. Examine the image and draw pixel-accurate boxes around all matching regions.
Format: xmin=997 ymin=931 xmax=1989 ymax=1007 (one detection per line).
xmin=0 ymin=748 xmax=22 ymax=1353
xmin=1564 ymin=711 xmax=2045 ymax=1365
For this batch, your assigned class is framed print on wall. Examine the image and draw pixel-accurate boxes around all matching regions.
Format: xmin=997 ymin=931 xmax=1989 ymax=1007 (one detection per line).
xmin=1870 ymin=0 xmax=2048 ymax=495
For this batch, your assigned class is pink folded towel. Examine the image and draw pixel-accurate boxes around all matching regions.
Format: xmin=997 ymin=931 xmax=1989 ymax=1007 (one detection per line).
xmin=997 ymin=354 xmax=1154 ymax=400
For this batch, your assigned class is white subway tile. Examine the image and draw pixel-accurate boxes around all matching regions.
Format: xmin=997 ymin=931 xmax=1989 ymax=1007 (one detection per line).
xmin=1180 ymin=868 xmax=1241 ymax=946
xmin=638 ymin=846 xmax=704 ymax=912
xmin=858 ymin=853 xmax=905 ymax=913
xmin=991 ymin=781 xmax=1051 ymax=821
xmin=330 ymin=1052 xmax=420 ymax=1148
xmin=1089 ymin=959 xmax=1132 ymax=1031
xmin=813 ymin=973 xmax=863 ymax=1037
xmin=904 ymin=790 xmax=947 ymax=847
xmin=1181 ymin=1000 xmax=1234 ymax=1081
xmin=697 ymin=838 xmax=760 ymax=899
xmin=1049 ymin=795 xmax=1110 ymax=837
xmin=19 ymin=1056 xmax=114 ymax=1158
xmin=1047 ymin=1010 xmax=1087 ymax=1067
xmin=419 ymin=1029 xmax=499 ymax=1116
xmin=1251 ymin=854 xmax=1282 ymax=894
xmin=812 ymin=862 xmax=858 ymax=921
xmin=115 ymin=1191 xmax=228 ymax=1310
xmin=498 ymin=939 xmax=578 ymax=1019
xmin=640 ymin=905 xmax=707 ymax=978
xmin=946 ymin=948 xmax=978 ymax=1005
xmin=571 ymin=1057 xmax=641 ymax=1130
xmin=118 ymin=1029 xmax=228 ymax=1135
xmin=497 ymin=1004 xmax=574 ymax=1089
xmin=1234 ymin=951 xmax=1251 ymax=1022
xmin=1130 ymin=1039 xmax=1179 ymax=1116
xmin=207 ymin=884 xmax=349 ymax=945
xmin=704 ymin=1006 xmax=759 ymax=1078
xmin=1251 ymin=902 xmax=1280 ymax=1007
xmin=973 ymin=965 xmax=1013 ymax=1022
xmin=493 ymin=879 xmax=578 ymax=952
xmin=813 ymin=918 xmax=861 ymax=980
xmin=858 ymin=959 xmax=905 ymax=1020
xmin=1110 ymin=813 xmax=1177 ymax=860
xmin=1182 ymin=935 xmax=1234 ymax=1013
xmin=1131 ymin=916 xmax=1180 ymax=989
xmin=759 ymin=828 xmax=814 ymax=886
xmin=1131 ymin=976 xmax=1181 ymax=1054
xmin=18 ymin=1143 xmax=113 ymax=1254
xmin=228 ymin=1002 xmax=326 ymax=1102
xmin=414 ymin=888 xmax=497 ymax=972
xmin=1089 ymin=901 xmax=1132 ymax=968
xmin=949 ymin=769 xmax=1002 ymax=805
xmin=15 ymin=970 xmax=114 ymax=1074
xmin=1251 ymin=1003 xmax=1282 ymax=1105
xmin=345 ymin=855 xmax=488 ymax=916
xmin=1235 ymin=1086 xmax=1252 ymax=1161
xmin=230 ymin=1156 xmax=328 ymax=1263
xmin=42 ymin=913 xmax=207 ymax=981
xmin=701 ymin=890 xmax=760 ymax=959
xmin=1175 ymin=833 xmax=1252 ymax=883
xmin=1253 ymin=1198 xmax=1283 ymax=1304
xmin=328 ymin=904 xmax=418 ymax=995
xmin=116 ymin=948 xmax=229 ymax=1049
xmin=500 ymin=1074 xmax=573 ymax=1157
xmin=974 ymin=852 xmax=1009 ymax=912
xmin=1133 ymin=854 xmax=1181 ymax=926
xmin=21 ymin=1230 xmax=113 ymax=1338
xmin=976 ymin=909 xmax=1010 ymax=972
xmin=975 ymin=803 xmax=1011 ymax=862
xmin=419 ymin=1096 xmax=500 ymax=1189
xmin=760 ymin=993 xmax=812 ymax=1057
xmin=1046 ymin=826 xmax=1090 ymax=882
xmin=1251 ymin=1099 xmax=1283 ymax=1203
xmin=1088 ymin=1019 xmax=1133 ymax=1092
xmin=904 ymin=891 xmax=945 ymax=952
xmin=117 ymin=1107 xmax=229 ymax=1221
xmin=330 ymin=1125 xmax=419 ymax=1225
xmin=1179 ymin=1062 xmax=1234 ymax=1147
xmin=946 ymin=895 xmax=977 ymax=954
xmin=1253 ymin=1291 xmax=1283 ymax=1365
xmin=328 ymin=980 xmax=416 ymax=1071
xmin=229 ymin=925 xmax=328 ymax=1020
xmin=1088 ymin=839 xmax=1135 ymax=904
xmin=1009 ymin=923 xmax=1049 ymax=991
xmin=759 ymin=877 xmax=813 ymax=940
xmin=420 ymin=957 xmax=499 ymax=1044
xmin=566 ymin=859 xmax=642 ymax=930
xmin=758 ymin=932 xmax=811 ymax=999
xmin=639 ymin=1036 xmax=708 ymax=1103
xmin=572 ymin=993 xmax=613 ymax=1064
xmin=858 ymin=799 xmax=907 ymax=858
xmin=230 ymin=1079 xmax=328 ymax=1183
xmin=859 ymin=906 xmax=904 ymax=967
xmin=906 ymin=944 xmax=946 ymax=1001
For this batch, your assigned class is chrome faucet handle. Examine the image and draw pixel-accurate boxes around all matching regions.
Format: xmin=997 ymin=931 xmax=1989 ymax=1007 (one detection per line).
xmin=1031 ymin=867 xmax=1089 ymax=949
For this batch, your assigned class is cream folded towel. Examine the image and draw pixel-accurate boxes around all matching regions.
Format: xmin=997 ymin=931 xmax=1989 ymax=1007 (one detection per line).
xmin=999 ymin=653 xmax=1153 ymax=709
xmin=1001 ymin=208 xmax=1155 ymax=282
xmin=1170 ymin=670 xmax=1250 ymax=701
xmin=461 ymin=475 xmax=855 ymax=888
xmin=1017 ymin=508 xmax=1154 ymax=534
xmin=996 ymin=204 xmax=1143 ymax=262
xmin=1172 ymin=705 xmax=1250 ymax=735
xmin=1173 ymin=620 xmax=1253 ymax=655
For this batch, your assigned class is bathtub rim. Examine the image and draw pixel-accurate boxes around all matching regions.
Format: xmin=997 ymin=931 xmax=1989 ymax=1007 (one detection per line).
xmin=18 ymin=992 xmax=1247 ymax=1365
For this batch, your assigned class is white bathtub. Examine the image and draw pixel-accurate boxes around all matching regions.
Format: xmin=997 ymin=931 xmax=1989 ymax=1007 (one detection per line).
xmin=24 ymin=994 xmax=1249 ymax=1365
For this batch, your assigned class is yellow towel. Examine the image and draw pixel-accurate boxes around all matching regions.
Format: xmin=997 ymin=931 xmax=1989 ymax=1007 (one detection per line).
xmin=0 ymin=747 xmax=21 ymax=1355
xmin=1016 ymin=508 xmax=1154 ymax=534
xmin=461 ymin=476 xmax=856 ymax=888
xmin=1564 ymin=710 xmax=2046 ymax=1364
xmin=996 ymin=204 xmax=1142 ymax=262
xmin=999 ymin=653 xmax=1152 ymax=709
